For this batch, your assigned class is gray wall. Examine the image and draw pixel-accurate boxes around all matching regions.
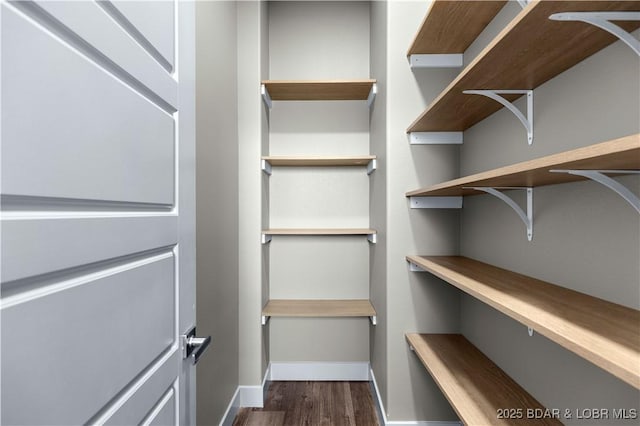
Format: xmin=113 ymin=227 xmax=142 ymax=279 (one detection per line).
xmin=265 ymin=1 xmax=372 ymax=363
xmin=195 ymin=2 xmax=239 ymax=424
xmin=459 ymin=11 xmax=640 ymax=425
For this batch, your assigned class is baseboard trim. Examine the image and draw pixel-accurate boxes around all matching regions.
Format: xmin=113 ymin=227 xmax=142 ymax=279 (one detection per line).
xmin=218 ymin=387 xmax=240 ymax=426
xmin=218 ymin=366 xmax=271 ymax=426
xmin=269 ymin=362 xmax=370 ymax=381
xmin=370 ymin=368 xmax=461 ymax=426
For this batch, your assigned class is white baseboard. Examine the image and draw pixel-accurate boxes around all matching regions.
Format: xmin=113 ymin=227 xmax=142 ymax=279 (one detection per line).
xmin=269 ymin=362 xmax=370 ymax=381
xmin=218 ymin=365 xmax=271 ymax=426
xmin=218 ymin=387 xmax=240 ymax=426
xmin=370 ymin=368 xmax=461 ymax=426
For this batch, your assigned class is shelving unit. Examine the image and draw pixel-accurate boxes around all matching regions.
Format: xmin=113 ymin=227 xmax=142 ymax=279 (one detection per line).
xmin=261 ymin=79 xmax=377 ymax=108
xmin=262 ymin=299 xmax=377 ymax=325
xmin=407 ymin=1 xmax=640 ymax=144
xmin=407 ymin=0 xmax=507 ymax=68
xmin=407 ymin=255 xmax=640 ymax=389
xmin=261 ymin=155 xmax=377 ymax=175
xmin=406 ymin=333 xmax=562 ymax=426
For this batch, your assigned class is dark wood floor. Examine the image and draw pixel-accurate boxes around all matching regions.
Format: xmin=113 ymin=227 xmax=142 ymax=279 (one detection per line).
xmin=232 ymin=381 xmax=380 ymax=426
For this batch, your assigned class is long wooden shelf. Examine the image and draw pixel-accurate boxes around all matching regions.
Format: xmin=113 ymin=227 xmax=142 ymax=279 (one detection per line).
xmin=407 ymin=0 xmax=507 ymax=55
xmin=261 ymin=80 xmax=376 ymax=101
xmin=406 ymin=134 xmax=639 ymax=197
xmin=262 ymin=299 xmax=377 ymax=325
xmin=406 ymin=256 xmax=640 ymax=389
xmin=262 ymin=155 xmax=376 ymax=167
xmin=263 ymin=228 xmax=376 ymax=236
xmin=407 ymin=1 xmax=640 ymax=132
xmin=406 ymin=333 xmax=562 ymax=425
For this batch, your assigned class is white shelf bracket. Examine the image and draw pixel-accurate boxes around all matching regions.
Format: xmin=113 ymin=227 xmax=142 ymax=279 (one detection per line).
xmin=261 ymin=159 xmax=272 ymax=175
xmin=517 ymin=0 xmax=530 ymax=9
xmin=370 ymin=315 xmax=377 ymax=326
xmin=549 ymin=12 xmax=640 ymax=56
xmin=466 ymin=187 xmax=533 ymax=241
xmin=409 ymin=345 xmax=415 ymax=352
xmin=367 ymin=83 xmax=377 ymax=108
xmin=408 ymin=261 xmax=426 ymax=272
xmin=367 ymin=233 xmax=377 ymax=244
xmin=409 ymin=54 xmax=463 ymax=69
xmin=261 ymin=84 xmax=272 ymax=110
xmin=261 ymin=315 xmax=269 ymax=326
xmin=528 ymin=327 xmax=534 ymax=337
xmin=409 ymin=196 xmax=463 ymax=209
xmin=409 ymin=132 xmax=463 ymax=145
xmin=463 ymin=90 xmax=533 ymax=145
xmin=367 ymin=159 xmax=377 ymax=175
xmin=261 ymin=233 xmax=272 ymax=244
xmin=550 ymin=170 xmax=640 ymax=213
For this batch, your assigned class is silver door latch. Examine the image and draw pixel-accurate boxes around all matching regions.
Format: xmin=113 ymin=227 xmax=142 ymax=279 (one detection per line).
xmin=181 ymin=326 xmax=211 ymax=364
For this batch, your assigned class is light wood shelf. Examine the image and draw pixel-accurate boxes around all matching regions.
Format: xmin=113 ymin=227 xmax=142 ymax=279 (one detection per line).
xmin=263 ymin=228 xmax=376 ymax=236
xmin=406 ymin=134 xmax=639 ymax=197
xmin=261 ymin=79 xmax=376 ymax=101
xmin=406 ymin=333 xmax=562 ymax=425
xmin=262 ymin=155 xmax=376 ymax=167
xmin=406 ymin=256 xmax=640 ymax=389
xmin=262 ymin=299 xmax=377 ymax=325
xmin=407 ymin=0 xmax=507 ymax=55
xmin=407 ymin=1 xmax=640 ymax=133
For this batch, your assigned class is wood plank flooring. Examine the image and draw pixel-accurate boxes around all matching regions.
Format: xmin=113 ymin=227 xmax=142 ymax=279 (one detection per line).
xmin=232 ymin=381 xmax=380 ymax=426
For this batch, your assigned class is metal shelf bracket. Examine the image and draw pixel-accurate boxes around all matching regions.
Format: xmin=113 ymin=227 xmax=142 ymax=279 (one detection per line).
xmin=409 ymin=132 xmax=463 ymax=145
xmin=367 ymin=159 xmax=377 ymax=175
xmin=466 ymin=187 xmax=533 ymax=241
xmin=409 ymin=196 xmax=463 ymax=209
xmin=463 ymin=90 xmax=533 ymax=145
xmin=261 ymin=159 xmax=272 ymax=175
xmin=517 ymin=0 xmax=530 ymax=9
xmin=550 ymin=170 xmax=640 ymax=213
xmin=409 ymin=54 xmax=463 ymax=69
xmin=549 ymin=12 xmax=640 ymax=56
xmin=409 ymin=261 xmax=426 ymax=272
xmin=367 ymin=83 xmax=378 ymax=108
xmin=261 ymin=233 xmax=272 ymax=244
xmin=370 ymin=315 xmax=377 ymax=326
xmin=368 ymin=233 xmax=377 ymax=244
xmin=261 ymin=84 xmax=272 ymax=109
xmin=261 ymin=315 xmax=269 ymax=326
xmin=528 ymin=327 xmax=534 ymax=337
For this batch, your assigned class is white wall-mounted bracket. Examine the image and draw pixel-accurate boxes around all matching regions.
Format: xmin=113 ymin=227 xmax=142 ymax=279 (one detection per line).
xmin=367 ymin=83 xmax=377 ymax=108
xmin=261 ymin=315 xmax=269 ymax=326
xmin=367 ymin=159 xmax=377 ymax=175
xmin=517 ymin=0 xmax=530 ymax=9
xmin=549 ymin=12 xmax=640 ymax=56
xmin=409 ymin=54 xmax=463 ymax=69
xmin=528 ymin=327 xmax=534 ymax=337
xmin=463 ymin=90 xmax=533 ymax=145
xmin=409 ymin=132 xmax=463 ymax=145
xmin=409 ymin=196 xmax=463 ymax=209
xmin=261 ymin=84 xmax=272 ymax=109
xmin=408 ymin=261 xmax=426 ymax=272
xmin=550 ymin=169 xmax=640 ymax=213
xmin=370 ymin=315 xmax=377 ymax=326
xmin=367 ymin=233 xmax=377 ymax=244
xmin=466 ymin=187 xmax=533 ymax=241
xmin=261 ymin=233 xmax=272 ymax=244
xmin=409 ymin=345 xmax=415 ymax=352
xmin=261 ymin=159 xmax=272 ymax=175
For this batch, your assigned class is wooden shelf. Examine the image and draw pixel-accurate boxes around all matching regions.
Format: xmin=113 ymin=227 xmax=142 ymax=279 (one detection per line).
xmin=261 ymin=80 xmax=376 ymax=101
xmin=407 ymin=1 xmax=640 ymax=132
xmin=407 ymin=0 xmax=507 ymax=55
xmin=263 ymin=228 xmax=376 ymax=236
xmin=406 ymin=134 xmax=639 ymax=197
xmin=406 ymin=333 xmax=561 ymax=425
xmin=406 ymin=256 xmax=640 ymax=389
xmin=262 ymin=299 xmax=377 ymax=325
xmin=262 ymin=155 xmax=376 ymax=167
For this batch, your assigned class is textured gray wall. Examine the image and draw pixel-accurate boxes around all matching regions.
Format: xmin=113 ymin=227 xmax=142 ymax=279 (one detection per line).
xmin=195 ymin=2 xmax=239 ymax=424
xmin=459 ymin=10 xmax=640 ymax=426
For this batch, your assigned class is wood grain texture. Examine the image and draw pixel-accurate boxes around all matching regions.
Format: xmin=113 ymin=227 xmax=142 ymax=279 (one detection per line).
xmin=407 ymin=1 xmax=640 ymax=132
xmin=263 ymin=228 xmax=376 ymax=236
xmin=406 ymin=256 xmax=640 ymax=389
xmin=233 ymin=381 xmax=380 ymax=426
xmin=406 ymin=134 xmax=640 ymax=196
xmin=406 ymin=333 xmax=562 ymax=425
xmin=262 ymin=300 xmax=376 ymax=318
xmin=407 ymin=0 xmax=507 ymax=55
xmin=262 ymin=155 xmax=376 ymax=167
xmin=262 ymin=80 xmax=376 ymax=101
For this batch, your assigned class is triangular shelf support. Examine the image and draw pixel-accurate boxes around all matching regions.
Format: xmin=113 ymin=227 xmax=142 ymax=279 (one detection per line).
xmin=463 ymin=90 xmax=533 ymax=145
xmin=550 ymin=170 xmax=640 ymax=213
xmin=261 ymin=84 xmax=272 ymax=109
xmin=465 ymin=187 xmax=533 ymax=241
xmin=549 ymin=12 xmax=640 ymax=56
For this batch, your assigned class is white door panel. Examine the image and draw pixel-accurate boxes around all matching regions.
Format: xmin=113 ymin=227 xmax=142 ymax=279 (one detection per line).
xmin=31 ymin=0 xmax=178 ymax=107
xmin=1 ymin=0 xmax=196 ymax=424
xmin=109 ymin=0 xmax=175 ymax=71
xmin=2 ymin=5 xmax=175 ymax=205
